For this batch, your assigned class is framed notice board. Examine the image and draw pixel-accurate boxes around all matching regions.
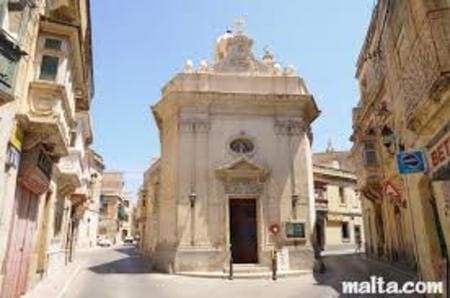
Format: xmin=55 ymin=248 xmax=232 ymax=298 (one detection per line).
xmin=285 ymin=222 xmax=306 ymax=239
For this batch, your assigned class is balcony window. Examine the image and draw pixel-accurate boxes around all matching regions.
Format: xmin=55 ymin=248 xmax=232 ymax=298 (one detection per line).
xmin=363 ymin=142 xmax=378 ymax=166
xmin=1 ymin=0 xmax=32 ymax=41
xmin=44 ymin=38 xmax=62 ymax=50
xmin=1 ymin=1 xmax=32 ymax=96
xmin=39 ymin=55 xmax=59 ymax=81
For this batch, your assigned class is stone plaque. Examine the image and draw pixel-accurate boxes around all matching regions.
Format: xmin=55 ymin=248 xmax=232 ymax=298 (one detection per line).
xmin=224 ymin=178 xmax=263 ymax=195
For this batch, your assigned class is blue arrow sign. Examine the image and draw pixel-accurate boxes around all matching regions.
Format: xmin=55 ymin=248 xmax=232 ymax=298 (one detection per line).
xmin=396 ymin=150 xmax=427 ymax=175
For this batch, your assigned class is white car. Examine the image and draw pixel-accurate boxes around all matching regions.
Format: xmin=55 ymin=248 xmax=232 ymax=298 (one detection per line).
xmin=97 ymin=237 xmax=112 ymax=247
xmin=124 ymin=236 xmax=134 ymax=244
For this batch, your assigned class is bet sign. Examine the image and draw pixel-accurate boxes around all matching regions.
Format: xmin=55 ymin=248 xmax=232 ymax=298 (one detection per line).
xmin=396 ymin=150 xmax=427 ymax=175
xmin=427 ymin=128 xmax=450 ymax=180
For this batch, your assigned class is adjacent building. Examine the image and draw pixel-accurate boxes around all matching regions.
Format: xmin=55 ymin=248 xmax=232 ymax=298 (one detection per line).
xmin=351 ymin=0 xmax=450 ymax=282
xmin=313 ymin=147 xmax=364 ymax=251
xmin=76 ymin=150 xmax=105 ymax=249
xmin=98 ymin=172 xmax=128 ymax=244
xmin=136 ymin=158 xmax=160 ymax=255
xmin=119 ymin=194 xmax=133 ymax=241
xmin=139 ymin=23 xmax=320 ymax=274
xmin=0 ymin=1 xmax=98 ymax=297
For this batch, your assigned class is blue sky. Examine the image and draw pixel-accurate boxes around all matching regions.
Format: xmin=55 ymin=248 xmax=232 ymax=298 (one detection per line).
xmin=90 ymin=1 xmax=375 ymax=197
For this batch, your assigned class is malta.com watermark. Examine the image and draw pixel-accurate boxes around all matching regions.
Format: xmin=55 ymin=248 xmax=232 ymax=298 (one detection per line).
xmin=342 ymin=276 xmax=443 ymax=295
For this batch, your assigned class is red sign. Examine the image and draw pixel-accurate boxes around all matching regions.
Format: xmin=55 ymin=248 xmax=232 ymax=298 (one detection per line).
xmin=269 ymin=224 xmax=280 ymax=235
xmin=384 ymin=181 xmax=401 ymax=199
xmin=19 ymin=175 xmax=48 ymax=195
xmin=428 ymin=132 xmax=450 ymax=172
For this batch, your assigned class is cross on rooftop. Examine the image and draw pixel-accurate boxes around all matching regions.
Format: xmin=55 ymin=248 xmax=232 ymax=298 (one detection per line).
xmin=233 ymin=17 xmax=246 ymax=33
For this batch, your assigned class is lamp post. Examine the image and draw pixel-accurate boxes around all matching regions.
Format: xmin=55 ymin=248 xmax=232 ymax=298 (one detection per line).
xmin=291 ymin=194 xmax=299 ymax=208
xmin=189 ymin=191 xmax=197 ymax=208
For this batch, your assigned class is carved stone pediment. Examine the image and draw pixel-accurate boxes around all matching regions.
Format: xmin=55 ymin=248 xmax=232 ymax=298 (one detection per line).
xmin=213 ymin=33 xmax=269 ymax=74
xmin=224 ymin=178 xmax=264 ymax=195
xmin=215 ymin=156 xmax=270 ymax=182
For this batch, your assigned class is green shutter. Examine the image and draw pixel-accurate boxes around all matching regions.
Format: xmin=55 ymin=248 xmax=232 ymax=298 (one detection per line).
xmin=0 ymin=0 xmax=6 ymax=27
xmin=39 ymin=55 xmax=59 ymax=81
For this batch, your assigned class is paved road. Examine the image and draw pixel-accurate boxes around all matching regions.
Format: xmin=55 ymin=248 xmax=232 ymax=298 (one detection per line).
xmin=63 ymin=246 xmax=420 ymax=298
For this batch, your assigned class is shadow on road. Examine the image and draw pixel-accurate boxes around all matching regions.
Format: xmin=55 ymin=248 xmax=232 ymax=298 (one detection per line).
xmin=88 ymin=246 xmax=152 ymax=274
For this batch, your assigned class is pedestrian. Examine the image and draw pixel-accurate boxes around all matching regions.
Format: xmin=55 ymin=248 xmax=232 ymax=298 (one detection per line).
xmin=355 ymin=238 xmax=362 ymax=253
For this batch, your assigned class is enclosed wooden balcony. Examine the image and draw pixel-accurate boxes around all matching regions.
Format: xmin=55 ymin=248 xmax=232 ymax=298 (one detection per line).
xmin=18 ymin=80 xmax=75 ymax=156
xmin=56 ymin=150 xmax=82 ymax=197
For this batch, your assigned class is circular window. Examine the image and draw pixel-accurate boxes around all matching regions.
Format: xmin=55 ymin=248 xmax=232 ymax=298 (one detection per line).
xmin=230 ymin=138 xmax=255 ymax=154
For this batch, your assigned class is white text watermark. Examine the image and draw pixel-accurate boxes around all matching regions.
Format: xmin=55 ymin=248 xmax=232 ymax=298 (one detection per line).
xmin=342 ymin=276 xmax=443 ymax=295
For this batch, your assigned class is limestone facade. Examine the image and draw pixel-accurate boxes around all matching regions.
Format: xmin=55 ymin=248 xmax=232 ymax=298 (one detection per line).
xmin=76 ymin=150 xmax=105 ymax=249
xmin=0 ymin=1 xmax=97 ymax=297
xmin=313 ymin=149 xmax=364 ymax=251
xmin=139 ymin=26 xmax=320 ymax=273
xmin=99 ymin=172 xmax=128 ymax=244
xmin=351 ymin=0 xmax=450 ymax=282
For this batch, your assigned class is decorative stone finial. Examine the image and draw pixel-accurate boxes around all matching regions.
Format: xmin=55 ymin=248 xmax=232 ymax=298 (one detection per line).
xmin=273 ymin=63 xmax=282 ymax=76
xmin=263 ymin=46 xmax=274 ymax=66
xmin=284 ymin=65 xmax=296 ymax=76
xmin=199 ymin=60 xmax=208 ymax=72
xmin=233 ymin=17 xmax=246 ymax=35
xmin=184 ymin=59 xmax=194 ymax=73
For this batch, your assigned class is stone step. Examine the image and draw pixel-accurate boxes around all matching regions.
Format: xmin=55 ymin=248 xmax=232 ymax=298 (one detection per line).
xmin=224 ymin=264 xmax=271 ymax=273
xmin=176 ymin=269 xmax=311 ymax=279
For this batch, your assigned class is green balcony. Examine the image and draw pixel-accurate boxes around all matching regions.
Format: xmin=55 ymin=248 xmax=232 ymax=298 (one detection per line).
xmin=0 ymin=30 xmax=22 ymax=103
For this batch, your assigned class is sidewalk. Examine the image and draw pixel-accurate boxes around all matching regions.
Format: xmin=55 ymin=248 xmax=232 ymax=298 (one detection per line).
xmin=21 ymin=248 xmax=99 ymax=298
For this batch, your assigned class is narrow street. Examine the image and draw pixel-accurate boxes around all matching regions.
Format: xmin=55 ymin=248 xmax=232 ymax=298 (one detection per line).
xmin=62 ymin=246 xmax=419 ymax=298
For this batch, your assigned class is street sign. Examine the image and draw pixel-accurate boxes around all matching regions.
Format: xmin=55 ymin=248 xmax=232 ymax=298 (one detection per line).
xmin=384 ymin=181 xmax=401 ymax=199
xmin=396 ymin=150 xmax=427 ymax=175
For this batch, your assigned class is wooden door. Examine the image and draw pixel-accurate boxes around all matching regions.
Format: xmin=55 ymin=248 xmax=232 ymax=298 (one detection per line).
xmin=229 ymin=199 xmax=257 ymax=263
xmin=2 ymin=187 xmax=39 ymax=298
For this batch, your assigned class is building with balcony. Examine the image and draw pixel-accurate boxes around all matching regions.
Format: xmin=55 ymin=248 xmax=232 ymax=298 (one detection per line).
xmin=0 ymin=1 xmax=96 ymax=297
xmin=118 ymin=195 xmax=133 ymax=241
xmin=98 ymin=172 xmax=127 ymax=244
xmin=351 ymin=0 xmax=450 ymax=283
xmin=312 ymin=147 xmax=364 ymax=252
xmin=76 ymin=149 xmax=104 ymax=250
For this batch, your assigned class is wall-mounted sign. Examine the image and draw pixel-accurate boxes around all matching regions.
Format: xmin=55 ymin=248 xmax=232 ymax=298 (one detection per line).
xmin=396 ymin=150 xmax=427 ymax=175
xmin=18 ymin=145 xmax=51 ymax=195
xmin=19 ymin=175 xmax=48 ymax=195
xmin=10 ymin=127 xmax=23 ymax=151
xmin=384 ymin=181 xmax=401 ymax=199
xmin=5 ymin=143 xmax=20 ymax=171
xmin=426 ymin=124 xmax=450 ymax=181
xmin=269 ymin=224 xmax=280 ymax=235
xmin=285 ymin=222 xmax=305 ymax=239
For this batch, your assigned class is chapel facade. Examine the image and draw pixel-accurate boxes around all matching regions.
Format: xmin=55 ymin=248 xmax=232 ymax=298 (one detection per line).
xmin=142 ymin=24 xmax=320 ymax=273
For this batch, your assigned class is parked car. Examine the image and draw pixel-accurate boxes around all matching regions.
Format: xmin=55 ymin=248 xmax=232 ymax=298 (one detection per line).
xmin=97 ymin=237 xmax=113 ymax=247
xmin=124 ymin=236 xmax=134 ymax=244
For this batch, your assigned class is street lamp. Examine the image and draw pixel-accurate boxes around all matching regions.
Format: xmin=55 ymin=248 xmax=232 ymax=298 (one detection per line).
xmin=291 ymin=194 xmax=299 ymax=208
xmin=189 ymin=191 xmax=197 ymax=208
xmin=381 ymin=126 xmax=395 ymax=148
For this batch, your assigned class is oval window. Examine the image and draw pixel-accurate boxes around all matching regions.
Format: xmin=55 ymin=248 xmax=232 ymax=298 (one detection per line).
xmin=230 ymin=138 xmax=255 ymax=154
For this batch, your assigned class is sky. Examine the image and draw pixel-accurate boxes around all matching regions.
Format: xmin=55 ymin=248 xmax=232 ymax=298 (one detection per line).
xmin=90 ymin=0 xmax=375 ymax=198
